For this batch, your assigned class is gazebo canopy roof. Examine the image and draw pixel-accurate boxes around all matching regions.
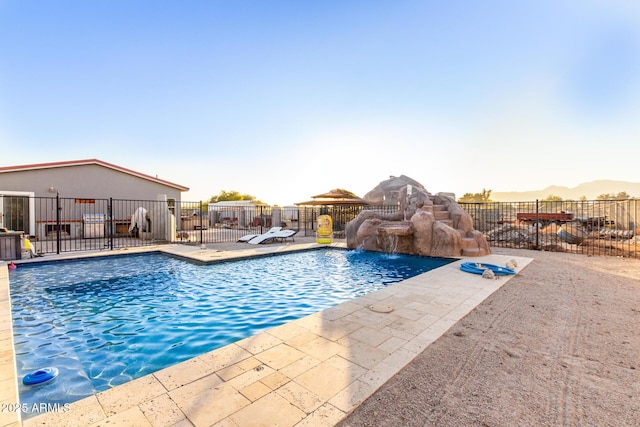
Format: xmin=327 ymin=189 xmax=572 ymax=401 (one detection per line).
xmin=296 ymin=188 xmax=369 ymax=206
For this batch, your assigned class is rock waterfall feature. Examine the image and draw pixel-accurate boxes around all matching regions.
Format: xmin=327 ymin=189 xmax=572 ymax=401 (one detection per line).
xmin=346 ymin=176 xmax=490 ymax=257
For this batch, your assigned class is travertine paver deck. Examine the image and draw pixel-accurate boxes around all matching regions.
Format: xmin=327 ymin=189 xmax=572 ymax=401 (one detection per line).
xmin=0 ymin=262 xmax=20 ymax=427
xmin=1 ymin=242 xmax=532 ymax=427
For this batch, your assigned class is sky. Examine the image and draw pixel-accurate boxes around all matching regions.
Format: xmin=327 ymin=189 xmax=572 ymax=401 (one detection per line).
xmin=1 ymin=0 xmax=639 ymax=205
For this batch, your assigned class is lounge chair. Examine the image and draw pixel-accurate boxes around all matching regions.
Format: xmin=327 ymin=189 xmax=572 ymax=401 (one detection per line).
xmin=247 ymin=228 xmax=298 ymax=245
xmin=237 ymin=227 xmax=281 ymax=243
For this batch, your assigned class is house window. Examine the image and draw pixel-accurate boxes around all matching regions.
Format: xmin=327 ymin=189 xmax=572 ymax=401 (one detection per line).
xmin=0 ymin=191 xmax=36 ymax=235
xmin=46 ymin=224 xmax=71 ymax=236
xmin=1 ymin=195 xmax=29 ymax=233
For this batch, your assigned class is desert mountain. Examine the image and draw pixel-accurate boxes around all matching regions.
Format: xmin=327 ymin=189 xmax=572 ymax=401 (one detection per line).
xmin=491 ymin=180 xmax=640 ymax=202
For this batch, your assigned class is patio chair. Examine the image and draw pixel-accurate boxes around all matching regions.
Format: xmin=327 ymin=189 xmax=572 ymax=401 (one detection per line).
xmin=237 ymin=227 xmax=281 ymax=243
xmin=247 ymin=228 xmax=297 ymax=245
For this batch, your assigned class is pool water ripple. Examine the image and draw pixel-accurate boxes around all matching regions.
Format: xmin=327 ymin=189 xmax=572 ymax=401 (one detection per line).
xmin=10 ymin=249 xmax=452 ymax=416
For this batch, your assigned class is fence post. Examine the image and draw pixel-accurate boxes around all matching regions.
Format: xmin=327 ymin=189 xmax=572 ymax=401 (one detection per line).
xmin=635 ymin=199 xmax=638 ymax=258
xmin=535 ymin=199 xmax=539 ymax=249
xmin=199 ymin=201 xmax=203 ymax=245
xmin=259 ymin=205 xmax=264 ymax=234
xmin=109 ymin=198 xmax=113 ymax=250
xmin=56 ymin=192 xmax=61 ymax=254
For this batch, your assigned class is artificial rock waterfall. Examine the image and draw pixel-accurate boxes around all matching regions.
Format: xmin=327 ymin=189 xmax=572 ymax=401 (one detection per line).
xmin=346 ymin=176 xmax=490 ymax=257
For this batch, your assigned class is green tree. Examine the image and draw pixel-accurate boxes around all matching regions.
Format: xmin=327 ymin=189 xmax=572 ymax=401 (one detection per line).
xmin=596 ymin=191 xmax=630 ymax=200
xmin=209 ymin=190 xmax=261 ymax=204
xmin=458 ymin=188 xmax=492 ymax=203
xmin=544 ymin=194 xmax=563 ymax=201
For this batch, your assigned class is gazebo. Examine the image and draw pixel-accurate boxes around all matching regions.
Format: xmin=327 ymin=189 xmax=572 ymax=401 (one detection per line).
xmin=296 ymin=189 xmax=369 ymax=237
xmin=295 ymin=189 xmax=369 ymax=207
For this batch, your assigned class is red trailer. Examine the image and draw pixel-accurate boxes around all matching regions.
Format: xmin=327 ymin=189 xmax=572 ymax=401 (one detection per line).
xmin=516 ymin=212 xmax=574 ymax=226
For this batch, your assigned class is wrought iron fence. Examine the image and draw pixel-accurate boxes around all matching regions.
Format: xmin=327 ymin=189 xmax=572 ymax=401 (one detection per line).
xmin=5 ymin=196 xmax=344 ymax=256
xmin=178 ymin=202 xmax=302 ymax=244
xmin=460 ymin=199 xmax=639 ymax=258
xmin=176 ymin=203 xmax=399 ymax=243
xmin=3 ymin=194 xmax=638 ymax=259
xmin=20 ymin=196 xmax=180 ymax=255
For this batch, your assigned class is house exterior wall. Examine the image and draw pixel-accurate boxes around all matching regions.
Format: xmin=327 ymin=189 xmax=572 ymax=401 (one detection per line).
xmin=0 ymin=163 xmax=187 ymax=238
xmin=0 ymin=164 xmax=182 ymax=201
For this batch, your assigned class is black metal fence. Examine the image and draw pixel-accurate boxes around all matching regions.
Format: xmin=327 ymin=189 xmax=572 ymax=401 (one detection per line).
xmin=2 ymin=194 xmax=638 ymax=258
xmin=12 ymin=196 xmax=181 ymax=256
xmin=178 ymin=203 xmax=398 ymax=243
xmin=179 ymin=202 xmax=300 ymax=244
xmin=3 ymin=196 xmax=383 ymax=256
xmin=460 ymin=199 xmax=639 ymax=258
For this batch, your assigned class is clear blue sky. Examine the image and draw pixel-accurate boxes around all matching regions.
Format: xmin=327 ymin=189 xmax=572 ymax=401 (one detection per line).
xmin=1 ymin=0 xmax=639 ymax=204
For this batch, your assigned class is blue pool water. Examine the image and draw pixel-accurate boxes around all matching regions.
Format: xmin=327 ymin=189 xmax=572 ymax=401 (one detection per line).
xmin=9 ymin=249 xmax=453 ymax=414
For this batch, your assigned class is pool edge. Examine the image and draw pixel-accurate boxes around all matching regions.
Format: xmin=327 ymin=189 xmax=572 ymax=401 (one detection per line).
xmin=1 ymin=261 xmax=21 ymax=426
xmin=13 ymin=245 xmax=533 ymax=426
xmin=4 ymin=242 xmax=346 ymax=425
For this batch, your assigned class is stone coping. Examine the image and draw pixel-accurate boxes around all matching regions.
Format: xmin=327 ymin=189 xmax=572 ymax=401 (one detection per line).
xmin=1 ymin=260 xmax=20 ymax=427
xmin=1 ymin=243 xmax=531 ymax=426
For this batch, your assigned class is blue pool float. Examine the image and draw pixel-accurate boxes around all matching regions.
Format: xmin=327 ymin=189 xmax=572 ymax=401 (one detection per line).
xmin=460 ymin=262 xmax=516 ymax=276
xmin=23 ymin=367 xmax=59 ymax=386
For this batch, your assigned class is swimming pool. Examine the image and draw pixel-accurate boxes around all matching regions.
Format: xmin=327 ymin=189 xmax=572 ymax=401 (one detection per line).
xmin=10 ymin=249 xmax=453 ymax=414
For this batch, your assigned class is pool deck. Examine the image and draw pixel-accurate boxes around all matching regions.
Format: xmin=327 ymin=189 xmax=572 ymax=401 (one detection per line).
xmin=1 ymin=239 xmax=532 ymax=427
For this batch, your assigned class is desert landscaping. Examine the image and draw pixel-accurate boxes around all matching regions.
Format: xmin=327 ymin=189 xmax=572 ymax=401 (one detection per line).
xmin=338 ymin=247 xmax=640 ymax=426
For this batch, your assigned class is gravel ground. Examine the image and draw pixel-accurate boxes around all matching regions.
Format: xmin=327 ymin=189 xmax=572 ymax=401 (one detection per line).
xmin=338 ymin=248 xmax=640 ymax=427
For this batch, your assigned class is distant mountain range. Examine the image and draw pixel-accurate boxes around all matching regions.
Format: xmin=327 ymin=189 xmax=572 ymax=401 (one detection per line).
xmin=491 ymin=180 xmax=640 ymax=202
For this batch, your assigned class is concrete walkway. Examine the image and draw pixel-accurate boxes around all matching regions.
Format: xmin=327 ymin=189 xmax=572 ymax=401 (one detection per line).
xmin=2 ymin=239 xmax=531 ymax=426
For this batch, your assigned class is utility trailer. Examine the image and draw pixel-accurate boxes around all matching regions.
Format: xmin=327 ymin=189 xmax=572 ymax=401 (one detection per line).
xmin=574 ymin=216 xmax=615 ymax=230
xmin=516 ymin=212 xmax=574 ymax=226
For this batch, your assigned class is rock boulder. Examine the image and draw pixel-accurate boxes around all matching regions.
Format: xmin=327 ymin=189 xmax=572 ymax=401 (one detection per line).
xmin=347 ymin=176 xmax=490 ymax=257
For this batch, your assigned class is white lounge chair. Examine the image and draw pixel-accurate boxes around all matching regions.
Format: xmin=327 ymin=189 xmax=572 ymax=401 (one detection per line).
xmin=247 ymin=228 xmax=298 ymax=245
xmin=273 ymin=229 xmax=298 ymax=242
xmin=237 ymin=227 xmax=281 ymax=243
